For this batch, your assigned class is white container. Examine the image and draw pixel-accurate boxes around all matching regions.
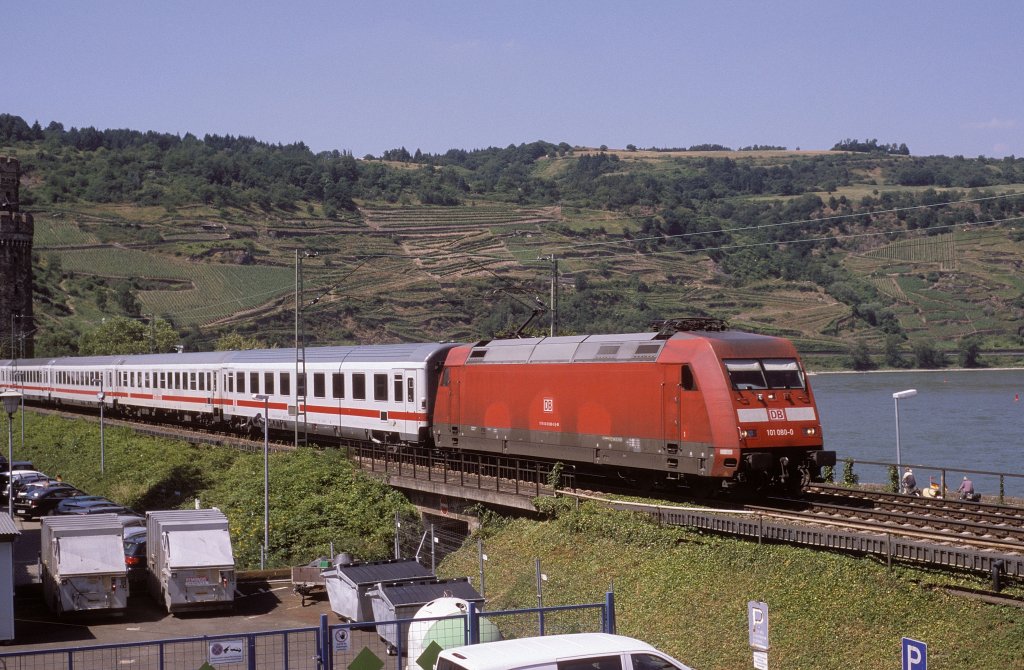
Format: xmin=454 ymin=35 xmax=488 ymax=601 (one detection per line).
xmin=146 ymin=509 xmax=235 ymax=613
xmin=40 ymin=514 xmax=128 ymax=614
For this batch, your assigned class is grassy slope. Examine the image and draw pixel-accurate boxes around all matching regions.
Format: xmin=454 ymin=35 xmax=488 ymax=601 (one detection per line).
xmin=15 ymin=411 xmax=413 ymax=568
xmin=438 ymin=502 xmax=1024 ymax=670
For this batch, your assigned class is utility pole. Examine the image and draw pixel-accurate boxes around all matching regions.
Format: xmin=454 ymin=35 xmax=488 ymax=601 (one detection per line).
xmin=548 ymin=255 xmax=558 ymax=337
xmin=294 ymin=250 xmax=311 ymax=449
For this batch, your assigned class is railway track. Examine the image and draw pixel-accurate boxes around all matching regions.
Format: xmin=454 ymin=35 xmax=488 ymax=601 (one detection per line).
xmin=755 ymin=484 xmax=1024 ymax=551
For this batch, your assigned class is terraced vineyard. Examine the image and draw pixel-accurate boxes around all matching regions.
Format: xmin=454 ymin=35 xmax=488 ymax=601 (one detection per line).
xmin=54 ymin=247 xmax=295 ymax=325
xmin=362 ymin=203 xmax=557 ymax=232
xmin=31 ymin=215 xmax=102 ymax=247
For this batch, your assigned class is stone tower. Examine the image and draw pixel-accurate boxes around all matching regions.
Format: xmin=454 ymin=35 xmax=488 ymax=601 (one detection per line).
xmin=0 ymin=156 xmax=34 ymax=359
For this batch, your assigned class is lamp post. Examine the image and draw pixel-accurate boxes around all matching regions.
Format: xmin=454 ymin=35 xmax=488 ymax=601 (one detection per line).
xmin=1 ymin=390 xmax=22 ymax=518
xmin=892 ymin=389 xmax=917 ymax=474
xmin=98 ymin=378 xmax=106 ymax=475
xmin=253 ymin=394 xmax=270 ymax=569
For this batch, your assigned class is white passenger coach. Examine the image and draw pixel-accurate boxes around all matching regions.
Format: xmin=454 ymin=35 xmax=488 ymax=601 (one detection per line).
xmin=0 ymin=343 xmax=458 ymax=445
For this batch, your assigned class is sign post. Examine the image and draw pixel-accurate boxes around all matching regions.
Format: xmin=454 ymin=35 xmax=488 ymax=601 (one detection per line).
xmin=748 ymin=601 xmax=769 ymax=669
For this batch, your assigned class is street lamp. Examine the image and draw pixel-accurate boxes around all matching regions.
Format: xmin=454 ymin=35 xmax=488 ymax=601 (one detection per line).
xmin=253 ymin=394 xmax=270 ymax=569
xmin=1 ymin=390 xmax=22 ymax=518
xmin=98 ymin=377 xmax=106 ymax=475
xmin=892 ymin=389 xmax=918 ymax=474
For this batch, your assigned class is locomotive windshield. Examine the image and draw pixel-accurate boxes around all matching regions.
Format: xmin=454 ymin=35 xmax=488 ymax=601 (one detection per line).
xmin=724 ymin=358 xmax=805 ymax=390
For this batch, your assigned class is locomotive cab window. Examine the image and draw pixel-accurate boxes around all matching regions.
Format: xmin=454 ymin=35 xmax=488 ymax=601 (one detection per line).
xmin=681 ymin=364 xmax=697 ymax=391
xmin=725 ymin=358 xmax=805 ymax=390
xmin=762 ymin=359 xmax=804 ymax=389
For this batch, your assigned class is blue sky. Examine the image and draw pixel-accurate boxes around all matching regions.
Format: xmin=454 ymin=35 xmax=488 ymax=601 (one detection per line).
xmin=8 ymin=1 xmax=1024 ymax=158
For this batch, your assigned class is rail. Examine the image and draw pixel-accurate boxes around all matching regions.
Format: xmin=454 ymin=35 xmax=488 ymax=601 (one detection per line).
xmin=582 ymin=496 xmax=1024 ymax=584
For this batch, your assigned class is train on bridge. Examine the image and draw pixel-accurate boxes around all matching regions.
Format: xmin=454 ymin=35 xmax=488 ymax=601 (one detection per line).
xmin=1 ymin=320 xmax=834 ymax=493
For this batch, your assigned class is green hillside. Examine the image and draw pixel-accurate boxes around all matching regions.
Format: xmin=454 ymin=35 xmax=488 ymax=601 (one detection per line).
xmin=3 ymin=114 xmax=1024 ymax=368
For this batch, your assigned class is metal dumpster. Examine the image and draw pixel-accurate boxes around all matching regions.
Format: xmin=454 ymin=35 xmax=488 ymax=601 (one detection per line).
xmin=323 ymin=557 xmax=434 ymax=622
xmin=40 ymin=514 xmax=129 ymax=614
xmin=146 ymin=509 xmax=235 ymax=613
xmin=369 ymin=577 xmax=484 ymax=655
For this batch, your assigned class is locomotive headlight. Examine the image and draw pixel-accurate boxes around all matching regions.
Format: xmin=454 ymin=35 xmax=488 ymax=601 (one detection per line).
xmin=739 ymin=428 xmax=757 ymax=439
xmin=767 ymin=393 xmax=776 ymax=401
xmin=803 ymin=427 xmax=818 ymax=436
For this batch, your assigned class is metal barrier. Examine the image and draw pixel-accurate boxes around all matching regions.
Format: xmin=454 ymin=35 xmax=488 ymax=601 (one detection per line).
xmin=0 ymin=596 xmax=614 ymax=670
xmin=604 ymin=499 xmax=1024 ymax=580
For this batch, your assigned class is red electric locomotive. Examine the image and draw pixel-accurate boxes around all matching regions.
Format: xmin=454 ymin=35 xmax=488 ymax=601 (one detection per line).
xmin=431 ymin=319 xmax=835 ymax=491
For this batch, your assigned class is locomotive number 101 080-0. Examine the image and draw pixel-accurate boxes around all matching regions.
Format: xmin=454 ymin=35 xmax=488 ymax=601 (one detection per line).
xmin=765 ymin=428 xmax=795 ymax=437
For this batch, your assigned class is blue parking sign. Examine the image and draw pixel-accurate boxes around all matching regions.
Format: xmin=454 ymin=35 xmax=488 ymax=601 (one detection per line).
xmin=902 ymin=637 xmax=927 ymax=670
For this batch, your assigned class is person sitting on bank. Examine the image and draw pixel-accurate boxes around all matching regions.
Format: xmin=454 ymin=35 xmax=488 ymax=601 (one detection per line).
xmin=901 ymin=467 xmax=918 ymax=495
xmin=956 ymin=476 xmax=978 ymax=501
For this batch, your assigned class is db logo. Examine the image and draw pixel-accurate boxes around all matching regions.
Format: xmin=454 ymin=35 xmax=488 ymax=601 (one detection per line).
xmin=768 ymin=409 xmax=786 ymax=421
xmin=543 ymin=398 xmax=554 ymax=413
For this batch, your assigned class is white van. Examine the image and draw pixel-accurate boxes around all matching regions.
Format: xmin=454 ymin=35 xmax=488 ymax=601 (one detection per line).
xmin=434 ymin=633 xmax=695 ymax=670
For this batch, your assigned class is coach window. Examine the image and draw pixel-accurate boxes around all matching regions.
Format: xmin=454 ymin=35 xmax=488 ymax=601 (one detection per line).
xmin=175 ymin=372 xmax=182 ymax=390
xmin=407 ymin=377 xmax=414 ymax=403
xmin=236 ymin=372 xmax=245 ymax=394
xmin=280 ymin=372 xmax=291 ymax=396
xmin=313 ymin=373 xmax=325 ymax=398
xmin=226 ymin=373 xmax=234 ymax=393
xmin=352 ymin=373 xmax=366 ymax=400
xmin=250 ymin=372 xmax=260 ymax=395
xmin=374 ymin=374 xmax=388 ymax=401
xmin=332 ymin=373 xmax=345 ymax=399
xmin=392 ymin=374 xmax=402 ymax=402
xmin=297 ymin=373 xmax=307 ymax=397
xmin=199 ymin=373 xmax=206 ymax=392
xmin=264 ymin=372 xmax=275 ymax=396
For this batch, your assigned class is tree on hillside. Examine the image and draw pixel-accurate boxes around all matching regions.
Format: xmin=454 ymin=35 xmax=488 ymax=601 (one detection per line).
xmin=78 ymin=316 xmax=178 ymax=356
xmin=884 ymin=334 xmax=909 ymax=368
xmin=215 ymin=332 xmax=268 ymax=351
xmin=912 ymin=341 xmax=946 ymax=369
xmin=848 ymin=341 xmax=876 ymax=371
xmin=957 ymin=336 xmax=984 ymax=368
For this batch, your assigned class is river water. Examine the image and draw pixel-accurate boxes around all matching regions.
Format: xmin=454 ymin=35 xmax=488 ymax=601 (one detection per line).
xmin=808 ymin=369 xmax=1024 ymax=498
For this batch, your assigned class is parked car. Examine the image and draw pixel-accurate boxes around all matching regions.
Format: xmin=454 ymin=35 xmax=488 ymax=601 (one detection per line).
xmin=123 ymin=525 xmax=147 ymax=583
xmin=0 ymin=458 xmax=35 ymax=473
xmin=61 ymin=503 xmax=135 ymax=517
xmin=49 ymin=496 xmax=116 ymax=515
xmin=14 ymin=484 xmax=83 ymax=518
xmin=1 ymin=470 xmax=49 ymax=498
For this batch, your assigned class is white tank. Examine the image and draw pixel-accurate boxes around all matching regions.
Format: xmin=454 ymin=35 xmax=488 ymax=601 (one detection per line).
xmin=405 ymin=597 xmax=502 ymax=670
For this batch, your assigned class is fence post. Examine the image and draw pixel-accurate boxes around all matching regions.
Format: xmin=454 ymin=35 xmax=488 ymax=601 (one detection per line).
xmin=320 ymin=613 xmax=330 ymax=670
xmin=604 ymin=591 xmax=616 ymax=634
xmin=468 ymin=601 xmax=480 ymax=644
